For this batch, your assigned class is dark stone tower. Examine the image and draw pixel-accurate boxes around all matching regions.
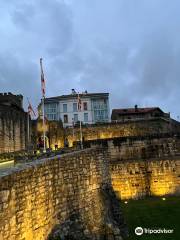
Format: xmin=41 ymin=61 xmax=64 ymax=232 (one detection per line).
xmin=0 ymin=92 xmax=29 ymax=153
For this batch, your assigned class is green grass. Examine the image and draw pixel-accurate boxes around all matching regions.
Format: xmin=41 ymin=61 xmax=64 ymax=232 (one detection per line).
xmin=121 ymin=196 xmax=180 ymax=240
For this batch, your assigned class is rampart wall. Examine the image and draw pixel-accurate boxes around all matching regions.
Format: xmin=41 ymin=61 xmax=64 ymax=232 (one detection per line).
xmin=111 ymin=158 xmax=180 ymax=200
xmin=35 ymin=118 xmax=180 ymax=149
xmin=85 ymin=136 xmax=180 ymax=200
xmin=66 ymin=118 xmax=174 ymax=147
xmin=0 ymin=148 xmax=125 ymax=240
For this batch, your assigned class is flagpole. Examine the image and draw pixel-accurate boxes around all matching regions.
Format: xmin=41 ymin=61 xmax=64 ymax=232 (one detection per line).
xmin=27 ymin=97 xmax=36 ymax=151
xmin=40 ymin=58 xmax=46 ymax=153
xmin=27 ymin=113 xmax=30 ymax=150
xmin=42 ymin=96 xmax=46 ymax=153
xmin=27 ymin=97 xmax=30 ymax=151
xmin=80 ymin=119 xmax=83 ymax=149
xmin=73 ymin=125 xmax=74 ymax=140
xmin=78 ymin=93 xmax=83 ymax=149
xmin=72 ymin=118 xmax=75 ymax=140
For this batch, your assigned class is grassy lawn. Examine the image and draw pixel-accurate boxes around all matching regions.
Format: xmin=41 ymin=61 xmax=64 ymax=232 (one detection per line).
xmin=121 ymin=196 xmax=180 ymax=240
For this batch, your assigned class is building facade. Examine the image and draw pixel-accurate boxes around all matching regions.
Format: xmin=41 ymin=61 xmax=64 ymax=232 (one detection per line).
xmin=111 ymin=105 xmax=170 ymax=122
xmin=41 ymin=90 xmax=110 ymax=127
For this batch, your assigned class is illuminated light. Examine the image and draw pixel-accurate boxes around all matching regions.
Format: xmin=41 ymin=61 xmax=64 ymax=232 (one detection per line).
xmin=50 ymin=145 xmax=55 ymax=151
xmin=124 ymin=201 xmax=128 ymax=204
xmin=99 ymin=133 xmax=113 ymax=139
xmin=0 ymin=160 xmax=14 ymax=166
xmin=36 ymin=150 xmax=40 ymax=155
xmin=150 ymin=173 xmax=175 ymax=196
xmin=162 ymin=197 xmax=166 ymax=201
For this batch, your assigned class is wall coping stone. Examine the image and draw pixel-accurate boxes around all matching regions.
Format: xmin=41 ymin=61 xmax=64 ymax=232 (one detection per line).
xmin=0 ymin=147 xmax=107 ymax=178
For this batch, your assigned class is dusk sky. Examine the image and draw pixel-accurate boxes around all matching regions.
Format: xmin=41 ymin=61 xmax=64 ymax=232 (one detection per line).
xmin=0 ymin=0 xmax=180 ymax=119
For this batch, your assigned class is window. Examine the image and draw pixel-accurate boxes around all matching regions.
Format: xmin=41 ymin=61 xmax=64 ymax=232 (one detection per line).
xmin=92 ymin=99 xmax=108 ymax=110
xmin=92 ymin=99 xmax=109 ymax=122
xmin=47 ymin=114 xmax=57 ymax=120
xmin=94 ymin=109 xmax=108 ymax=122
xmin=63 ymin=104 xmax=67 ymax=113
xmin=84 ymin=113 xmax=88 ymax=122
xmin=64 ymin=114 xmax=68 ymax=123
xmin=73 ymin=103 xmax=77 ymax=112
xmin=45 ymin=103 xmax=57 ymax=114
xmin=74 ymin=114 xmax=78 ymax=122
xmin=83 ymin=102 xmax=88 ymax=110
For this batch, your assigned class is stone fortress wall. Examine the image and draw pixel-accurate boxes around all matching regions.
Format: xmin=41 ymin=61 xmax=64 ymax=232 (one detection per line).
xmin=1 ymin=107 xmax=180 ymax=239
xmin=85 ymin=136 xmax=180 ymax=200
xmin=0 ymin=148 xmax=125 ymax=240
xmin=0 ymin=135 xmax=180 ymax=239
xmin=111 ymin=158 xmax=180 ymax=200
xmin=39 ymin=117 xmax=180 ymax=149
xmin=66 ymin=118 xmax=175 ymax=147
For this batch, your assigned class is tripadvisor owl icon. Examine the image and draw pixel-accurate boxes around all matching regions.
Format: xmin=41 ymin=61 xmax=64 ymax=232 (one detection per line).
xmin=135 ymin=227 xmax=143 ymax=235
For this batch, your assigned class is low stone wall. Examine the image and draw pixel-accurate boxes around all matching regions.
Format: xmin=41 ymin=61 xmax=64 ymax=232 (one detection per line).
xmin=111 ymin=158 xmax=180 ymax=200
xmin=34 ymin=117 xmax=180 ymax=149
xmin=66 ymin=118 xmax=173 ymax=147
xmin=0 ymin=148 xmax=125 ymax=240
xmin=84 ymin=135 xmax=180 ymax=161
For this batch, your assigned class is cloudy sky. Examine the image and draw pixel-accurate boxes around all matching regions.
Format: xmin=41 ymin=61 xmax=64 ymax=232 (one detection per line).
xmin=0 ymin=0 xmax=180 ymax=119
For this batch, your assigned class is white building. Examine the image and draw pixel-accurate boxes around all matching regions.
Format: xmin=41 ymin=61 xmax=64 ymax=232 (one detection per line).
xmin=41 ymin=90 xmax=110 ymax=127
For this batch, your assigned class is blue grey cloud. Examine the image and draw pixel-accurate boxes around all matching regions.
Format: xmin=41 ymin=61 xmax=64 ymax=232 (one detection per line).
xmin=0 ymin=0 xmax=180 ymax=119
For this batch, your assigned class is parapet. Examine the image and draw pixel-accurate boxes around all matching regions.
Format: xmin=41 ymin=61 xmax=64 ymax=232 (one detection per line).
xmin=0 ymin=92 xmax=23 ymax=109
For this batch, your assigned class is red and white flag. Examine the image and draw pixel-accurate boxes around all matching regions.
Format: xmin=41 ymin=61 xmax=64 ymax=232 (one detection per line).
xmin=77 ymin=93 xmax=82 ymax=111
xmin=40 ymin=58 xmax=45 ymax=97
xmin=27 ymin=100 xmax=36 ymax=117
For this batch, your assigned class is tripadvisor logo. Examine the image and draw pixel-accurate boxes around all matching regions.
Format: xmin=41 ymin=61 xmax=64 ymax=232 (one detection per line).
xmin=135 ymin=227 xmax=143 ymax=235
xmin=135 ymin=227 xmax=174 ymax=235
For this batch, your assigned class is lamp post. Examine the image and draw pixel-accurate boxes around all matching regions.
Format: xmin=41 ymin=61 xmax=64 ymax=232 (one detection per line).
xmin=80 ymin=120 xmax=83 ymax=149
xmin=72 ymin=118 xmax=75 ymax=140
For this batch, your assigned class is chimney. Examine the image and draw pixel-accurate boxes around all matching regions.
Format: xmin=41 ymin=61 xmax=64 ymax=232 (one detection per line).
xmin=71 ymin=89 xmax=76 ymax=94
xmin=135 ymin=104 xmax=138 ymax=112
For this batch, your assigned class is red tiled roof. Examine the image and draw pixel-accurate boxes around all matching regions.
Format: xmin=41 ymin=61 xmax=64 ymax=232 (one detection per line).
xmin=112 ymin=107 xmax=163 ymax=115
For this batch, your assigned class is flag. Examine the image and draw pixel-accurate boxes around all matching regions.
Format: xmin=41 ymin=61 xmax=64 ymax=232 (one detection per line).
xmin=40 ymin=58 xmax=45 ymax=97
xmin=27 ymin=100 xmax=36 ymax=117
xmin=77 ymin=93 xmax=82 ymax=111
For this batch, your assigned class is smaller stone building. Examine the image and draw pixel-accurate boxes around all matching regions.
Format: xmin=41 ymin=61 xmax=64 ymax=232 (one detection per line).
xmin=111 ymin=105 xmax=170 ymax=121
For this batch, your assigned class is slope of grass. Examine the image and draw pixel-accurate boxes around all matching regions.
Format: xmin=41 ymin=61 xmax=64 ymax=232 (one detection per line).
xmin=121 ymin=196 xmax=180 ymax=240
